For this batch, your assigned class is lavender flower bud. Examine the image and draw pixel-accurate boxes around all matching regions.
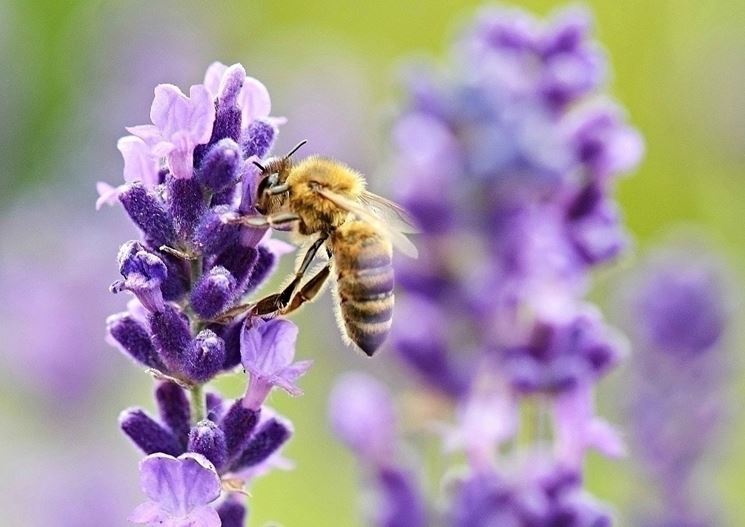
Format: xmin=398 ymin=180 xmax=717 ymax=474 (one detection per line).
xmin=118 ymin=182 xmax=176 ymax=247
xmin=155 ymin=381 xmax=191 ymax=448
xmin=211 ymin=64 xmax=245 ymax=144
xmin=217 ymin=496 xmax=248 ymax=527
xmin=157 ymin=249 xmax=191 ymax=302
xmin=193 ymin=205 xmax=240 ymax=256
xmin=208 ymin=316 xmax=245 ymax=370
xmin=184 ymin=329 xmax=226 ymax=382
xmin=166 ymin=175 xmax=206 ymax=241
xmin=111 ymin=241 xmax=167 ymax=313
xmin=197 ymin=139 xmax=242 ymax=193
xmin=231 ymin=417 xmax=291 ymax=472
xmin=190 ymin=266 xmax=237 ymax=319
xmin=149 ymin=304 xmax=192 ymax=375
xmin=106 ymin=313 xmax=163 ymax=369
xmin=213 ymin=242 xmax=258 ymax=288
xmin=188 ymin=420 xmax=228 ymax=470
xmin=242 ymin=119 xmax=276 ymax=159
xmin=220 ymin=399 xmax=260 ymax=458
xmin=119 ymin=408 xmax=182 ymax=456
xmin=241 ymin=245 xmax=275 ymax=293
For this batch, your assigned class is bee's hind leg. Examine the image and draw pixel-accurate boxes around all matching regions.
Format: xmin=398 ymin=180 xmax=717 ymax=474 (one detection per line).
xmin=252 ymin=234 xmax=329 ymax=316
xmin=281 ymin=264 xmax=331 ymax=315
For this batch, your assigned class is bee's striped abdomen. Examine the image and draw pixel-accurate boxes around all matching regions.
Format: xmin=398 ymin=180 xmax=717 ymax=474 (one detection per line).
xmin=331 ymin=221 xmax=394 ymax=356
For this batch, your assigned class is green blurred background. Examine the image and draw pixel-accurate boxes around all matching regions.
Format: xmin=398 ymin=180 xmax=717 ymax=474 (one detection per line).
xmin=2 ymin=0 xmax=745 ymax=525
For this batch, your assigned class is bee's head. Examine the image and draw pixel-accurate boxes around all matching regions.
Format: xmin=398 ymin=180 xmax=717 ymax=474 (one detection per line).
xmin=253 ymin=140 xmax=307 ymax=214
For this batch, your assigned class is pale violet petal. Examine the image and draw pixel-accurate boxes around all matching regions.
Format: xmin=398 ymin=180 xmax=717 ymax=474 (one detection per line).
xmin=117 ymin=135 xmax=159 ymax=186
xmin=241 ymin=76 xmax=272 ymax=124
xmin=184 ymin=505 xmax=221 ymax=527
xmin=188 ymin=84 xmax=217 ymax=145
xmin=129 ymin=501 xmax=165 ymax=524
xmin=95 ymin=182 xmax=123 ymax=209
xmin=203 ymin=61 xmax=228 ymax=97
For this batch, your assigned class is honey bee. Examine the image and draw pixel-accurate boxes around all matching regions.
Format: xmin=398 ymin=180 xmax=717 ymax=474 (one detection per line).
xmin=231 ymin=141 xmax=418 ymax=356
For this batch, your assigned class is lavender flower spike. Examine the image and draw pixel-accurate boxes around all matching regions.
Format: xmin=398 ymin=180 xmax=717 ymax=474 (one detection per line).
xmin=240 ymin=318 xmax=312 ymax=410
xmin=130 ymin=452 xmax=221 ymax=527
xmin=127 ymin=83 xmax=215 ymax=179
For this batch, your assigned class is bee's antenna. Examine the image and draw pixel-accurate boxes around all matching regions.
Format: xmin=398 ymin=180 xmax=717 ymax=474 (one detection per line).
xmin=285 ymin=140 xmax=308 ymax=159
xmin=252 ymin=160 xmax=267 ymax=172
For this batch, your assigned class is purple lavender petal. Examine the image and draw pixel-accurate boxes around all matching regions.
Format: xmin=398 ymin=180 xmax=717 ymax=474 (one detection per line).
xmin=135 ymin=452 xmax=221 ymax=523
xmin=188 ymin=420 xmax=229 ymax=471
xmin=119 ymin=408 xmax=183 ymax=456
xmin=155 ymin=381 xmax=191 ymax=448
xmin=111 ymin=241 xmax=168 ymax=313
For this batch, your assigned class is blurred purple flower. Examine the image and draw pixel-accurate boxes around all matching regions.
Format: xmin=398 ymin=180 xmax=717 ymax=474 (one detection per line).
xmin=618 ymin=242 xmax=731 ymax=523
xmin=328 ymin=372 xmax=398 ymax=464
xmin=240 ymin=318 xmax=312 ymax=410
xmin=333 ymin=5 xmax=642 ymax=526
xmin=130 ymin=452 xmax=221 ymax=526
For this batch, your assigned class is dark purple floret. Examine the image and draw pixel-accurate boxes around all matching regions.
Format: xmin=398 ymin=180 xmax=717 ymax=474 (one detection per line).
xmin=242 ymin=119 xmax=276 ymax=159
xmin=375 ymin=467 xmax=428 ymax=527
xmin=149 ymin=304 xmax=192 ymax=376
xmin=155 ymin=381 xmax=191 ymax=448
xmin=111 ymin=241 xmax=168 ymax=312
xmin=197 ymin=139 xmax=242 ymax=193
xmin=241 ymin=246 xmax=274 ymax=293
xmin=220 ymin=400 xmax=260 ymax=459
xmin=213 ymin=242 xmax=259 ymax=288
xmin=449 ymin=471 xmax=513 ymax=527
xmin=193 ymin=205 xmax=241 ymax=256
xmin=118 ymin=183 xmax=177 ymax=247
xmin=167 ymin=176 xmax=206 ymax=241
xmin=184 ymin=330 xmax=226 ymax=382
xmin=106 ymin=313 xmax=163 ymax=370
xmin=155 ymin=249 xmax=191 ymax=302
xmin=209 ymin=316 xmax=245 ymax=370
xmin=217 ymin=497 xmax=248 ymax=527
xmin=190 ymin=266 xmax=238 ymax=319
xmin=206 ymin=391 xmax=226 ymax=422
xmin=231 ymin=418 xmax=290 ymax=472
xmin=119 ymin=408 xmax=183 ymax=456
xmin=188 ymin=420 xmax=228 ymax=470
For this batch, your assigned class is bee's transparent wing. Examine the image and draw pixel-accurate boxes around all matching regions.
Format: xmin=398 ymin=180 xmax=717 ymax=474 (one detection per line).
xmin=315 ymin=188 xmax=419 ymax=259
xmin=359 ymin=191 xmax=420 ymax=234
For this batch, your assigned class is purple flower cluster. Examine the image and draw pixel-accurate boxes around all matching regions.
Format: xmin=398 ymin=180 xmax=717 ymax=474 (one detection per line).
xmin=619 ymin=243 xmax=730 ymax=526
xmin=330 ymin=6 xmax=641 ymax=526
xmin=99 ymin=62 xmax=310 ymax=525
